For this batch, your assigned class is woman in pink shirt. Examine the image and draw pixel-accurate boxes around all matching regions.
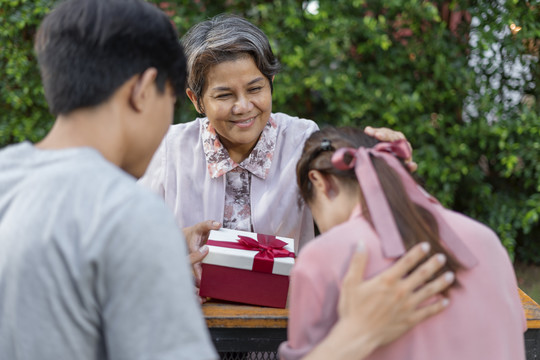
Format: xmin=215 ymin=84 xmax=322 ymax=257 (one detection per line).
xmin=280 ymin=126 xmax=526 ymax=360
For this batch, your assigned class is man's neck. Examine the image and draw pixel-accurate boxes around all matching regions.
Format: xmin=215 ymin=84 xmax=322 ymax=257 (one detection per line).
xmin=36 ymin=105 xmax=125 ymax=168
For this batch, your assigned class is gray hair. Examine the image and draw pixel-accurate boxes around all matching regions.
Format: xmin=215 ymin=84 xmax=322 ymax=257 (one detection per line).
xmin=182 ymin=14 xmax=281 ymax=115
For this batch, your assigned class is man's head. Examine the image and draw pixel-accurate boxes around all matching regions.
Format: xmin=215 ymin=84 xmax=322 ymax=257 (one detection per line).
xmin=35 ymin=0 xmax=186 ymax=117
xmin=34 ymin=0 xmax=186 ymax=177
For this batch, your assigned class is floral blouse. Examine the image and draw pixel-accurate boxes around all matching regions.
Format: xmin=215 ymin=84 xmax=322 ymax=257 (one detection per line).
xmin=202 ymin=118 xmax=278 ymax=231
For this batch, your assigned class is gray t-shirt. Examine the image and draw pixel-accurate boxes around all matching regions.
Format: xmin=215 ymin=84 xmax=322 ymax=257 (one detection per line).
xmin=0 ymin=142 xmax=217 ymax=360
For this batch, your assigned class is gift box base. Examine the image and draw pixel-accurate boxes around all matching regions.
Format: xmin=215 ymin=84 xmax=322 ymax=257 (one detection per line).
xmin=200 ymin=264 xmax=289 ymax=308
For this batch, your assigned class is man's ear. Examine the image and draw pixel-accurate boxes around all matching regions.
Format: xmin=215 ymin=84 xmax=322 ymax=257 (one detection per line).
xmin=186 ymin=88 xmax=204 ymax=114
xmin=130 ymin=68 xmax=158 ymax=112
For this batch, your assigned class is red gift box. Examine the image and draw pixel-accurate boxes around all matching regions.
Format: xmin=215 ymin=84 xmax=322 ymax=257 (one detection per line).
xmin=199 ymin=228 xmax=295 ymax=308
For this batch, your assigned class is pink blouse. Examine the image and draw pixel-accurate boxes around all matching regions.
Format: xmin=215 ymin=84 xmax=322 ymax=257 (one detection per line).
xmin=279 ymin=205 xmax=526 ymax=360
xmin=138 ymin=113 xmax=318 ymax=250
xmin=202 ymin=118 xmax=278 ymax=231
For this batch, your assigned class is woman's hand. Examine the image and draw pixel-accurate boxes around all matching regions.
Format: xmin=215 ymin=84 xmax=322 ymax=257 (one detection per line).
xmin=183 ymin=220 xmax=221 ymax=304
xmin=182 ymin=220 xmax=221 ymax=285
xmin=304 ymin=242 xmax=453 ymax=360
xmin=364 ymin=126 xmax=417 ymax=172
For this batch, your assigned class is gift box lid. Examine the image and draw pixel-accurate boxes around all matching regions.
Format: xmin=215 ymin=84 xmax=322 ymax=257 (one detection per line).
xmin=202 ymin=228 xmax=295 ymax=276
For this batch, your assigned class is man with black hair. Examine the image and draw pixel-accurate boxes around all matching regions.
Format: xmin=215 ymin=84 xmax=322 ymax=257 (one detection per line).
xmin=0 ymin=0 xmax=217 ymax=358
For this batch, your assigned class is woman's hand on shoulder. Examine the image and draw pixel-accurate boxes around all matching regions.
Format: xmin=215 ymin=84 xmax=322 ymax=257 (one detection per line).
xmin=338 ymin=242 xmax=453 ymax=349
xmin=305 ymin=242 xmax=453 ymax=360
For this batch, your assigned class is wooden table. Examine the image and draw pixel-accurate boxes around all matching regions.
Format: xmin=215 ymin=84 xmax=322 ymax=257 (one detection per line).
xmin=203 ymin=300 xmax=288 ymax=353
xmin=203 ymin=290 xmax=540 ymax=358
xmin=521 ymin=289 xmax=540 ymax=359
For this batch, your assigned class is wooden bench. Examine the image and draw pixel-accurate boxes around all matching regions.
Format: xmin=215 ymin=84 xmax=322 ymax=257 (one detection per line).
xmin=203 ymin=290 xmax=540 ymax=358
xmin=521 ymin=289 xmax=540 ymax=359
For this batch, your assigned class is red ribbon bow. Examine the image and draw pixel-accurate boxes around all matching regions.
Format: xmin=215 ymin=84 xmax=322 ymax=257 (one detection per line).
xmin=207 ymin=234 xmax=295 ymax=274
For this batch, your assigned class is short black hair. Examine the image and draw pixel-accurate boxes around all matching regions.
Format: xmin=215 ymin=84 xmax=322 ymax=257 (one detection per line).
xmin=35 ymin=0 xmax=186 ymax=116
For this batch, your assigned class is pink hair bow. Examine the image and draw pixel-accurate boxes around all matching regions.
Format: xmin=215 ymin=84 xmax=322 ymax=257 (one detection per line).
xmin=331 ymin=139 xmax=478 ymax=268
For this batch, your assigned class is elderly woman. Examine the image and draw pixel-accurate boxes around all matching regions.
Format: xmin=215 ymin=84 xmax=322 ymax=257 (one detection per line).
xmin=139 ymin=14 xmax=407 ymax=253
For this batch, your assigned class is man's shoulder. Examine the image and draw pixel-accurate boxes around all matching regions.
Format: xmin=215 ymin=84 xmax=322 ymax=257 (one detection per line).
xmin=13 ymin=146 xmax=164 ymax=217
xmin=0 ymin=145 xmax=176 ymax=250
xmin=51 ymin=148 xmax=135 ymax=191
xmin=58 ymin=153 xmax=177 ymax=245
xmin=0 ymin=143 xmax=126 ymax=190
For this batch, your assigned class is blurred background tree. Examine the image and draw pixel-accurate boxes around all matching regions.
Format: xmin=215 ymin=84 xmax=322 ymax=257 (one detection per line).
xmin=1 ymin=0 xmax=538 ymax=264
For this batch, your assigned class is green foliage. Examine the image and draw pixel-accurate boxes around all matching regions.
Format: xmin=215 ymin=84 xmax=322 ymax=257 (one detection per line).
xmin=0 ymin=0 xmax=55 ymax=146
xmin=1 ymin=0 xmax=539 ymax=262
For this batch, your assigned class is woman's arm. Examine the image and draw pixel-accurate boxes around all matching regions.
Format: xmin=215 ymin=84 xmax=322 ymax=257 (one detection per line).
xmin=303 ymin=242 xmax=453 ymax=360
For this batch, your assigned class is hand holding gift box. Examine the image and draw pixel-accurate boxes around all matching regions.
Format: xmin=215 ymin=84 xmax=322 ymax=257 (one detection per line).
xmin=199 ymin=228 xmax=295 ymax=308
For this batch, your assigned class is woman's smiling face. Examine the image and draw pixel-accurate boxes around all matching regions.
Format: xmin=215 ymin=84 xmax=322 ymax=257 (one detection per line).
xmin=189 ymin=55 xmax=273 ymax=163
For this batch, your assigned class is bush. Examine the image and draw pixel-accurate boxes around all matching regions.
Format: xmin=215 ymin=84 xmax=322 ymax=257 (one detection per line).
xmin=0 ymin=0 xmax=55 ymax=146
xmin=1 ymin=0 xmax=538 ymax=262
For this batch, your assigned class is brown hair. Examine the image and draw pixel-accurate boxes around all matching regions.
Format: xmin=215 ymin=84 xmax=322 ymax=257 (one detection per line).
xmin=296 ymin=127 xmax=463 ymax=288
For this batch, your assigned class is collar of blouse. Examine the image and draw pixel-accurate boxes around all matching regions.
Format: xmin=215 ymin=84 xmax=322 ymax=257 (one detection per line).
xmin=202 ymin=117 xmax=278 ymax=179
